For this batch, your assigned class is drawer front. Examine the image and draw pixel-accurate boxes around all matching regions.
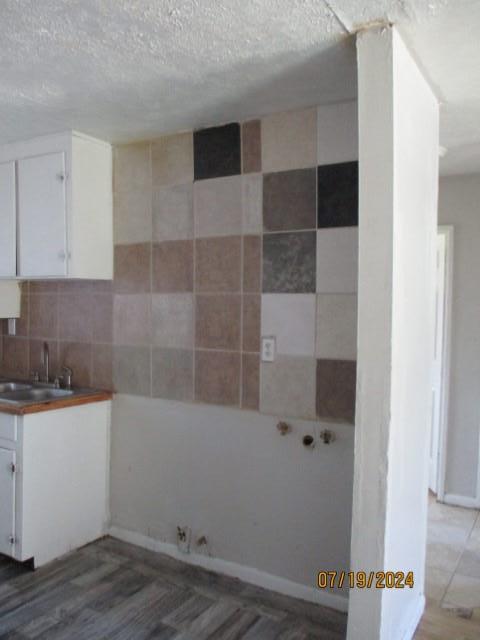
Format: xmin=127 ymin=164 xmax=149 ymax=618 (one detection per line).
xmin=0 ymin=414 xmax=17 ymax=442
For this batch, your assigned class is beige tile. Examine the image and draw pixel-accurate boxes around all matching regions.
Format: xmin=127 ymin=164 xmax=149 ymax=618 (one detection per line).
xmin=113 ymin=294 xmax=151 ymax=346
xmin=152 ymin=348 xmax=193 ymax=402
xmin=2 ymin=337 xmax=29 ymax=379
xmin=92 ymin=294 xmax=113 ymax=343
xmin=316 ymin=294 xmax=357 ymax=360
xmin=113 ymin=345 xmax=151 ymax=396
xmin=243 ymin=295 xmax=260 ymax=353
xmin=428 ymin=519 xmax=473 ymax=547
xmin=260 ymin=356 xmax=316 ymax=419
xmin=29 ymin=294 xmax=58 ymax=339
xmin=151 ymin=293 xmax=194 ymax=349
xmin=152 ymin=183 xmax=193 ymax=242
xmin=114 ymin=189 xmax=152 ymax=245
xmin=152 ymin=132 xmax=193 ymax=187
xmin=429 ymin=500 xmax=478 ymax=532
xmin=262 ymin=108 xmax=317 ymax=172
xmin=58 ymin=294 xmax=93 ymax=343
xmin=194 ymin=175 xmax=242 ymax=238
xmin=58 ymin=342 xmax=92 ymax=387
xmin=457 ymin=550 xmax=480 ymax=579
xmin=114 ymin=143 xmax=151 ymax=191
xmin=152 ymin=240 xmax=193 ymax=293
xmin=425 ymin=566 xmax=452 ymax=603
xmin=242 ymin=174 xmax=263 ymax=234
xmin=195 ymin=350 xmax=240 ymax=407
xmin=114 ymin=243 xmax=151 ymax=294
xmin=426 ymin=541 xmax=464 ymax=573
xmin=261 ymin=294 xmax=316 ymax=356
xmin=92 ymin=344 xmax=113 ymax=390
xmin=195 ymin=236 xmax=241 ymax=293
xmin=444 ymin=574 xmax=480 ymax=609
xmin=316 ymin=228 xmax=358 ymax=294
xmin=317 ymin=102 xmax=358 ymax=166
xmin=243 ymin=235 xmax=261 ymax=293
xmin=316 ymin=359 xmax=356 ymax=424
xmin=242 ymin=353 xmax=260 ymax=410
xmin=242 ymin=120 xmax=261 ymax=173
xmin=195 ymin=294 xmax=241 ymax=351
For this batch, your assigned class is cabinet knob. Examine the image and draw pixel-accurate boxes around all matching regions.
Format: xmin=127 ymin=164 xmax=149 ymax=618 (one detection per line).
xmin=56 ymin=173 xmax=65 ymax=182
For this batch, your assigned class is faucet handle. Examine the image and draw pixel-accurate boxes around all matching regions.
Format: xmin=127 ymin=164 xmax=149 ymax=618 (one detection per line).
xmin=61 ymin=366 xmax=73 ymax=389
xmin=30 ymin=371 xmax=40 ymax=382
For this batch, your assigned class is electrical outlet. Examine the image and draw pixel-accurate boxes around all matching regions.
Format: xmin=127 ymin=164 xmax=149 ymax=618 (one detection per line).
xmin=176 ymin=526 xmax=191 ymax=553
xmin=261 ymin=336 xmax=276 ymax=362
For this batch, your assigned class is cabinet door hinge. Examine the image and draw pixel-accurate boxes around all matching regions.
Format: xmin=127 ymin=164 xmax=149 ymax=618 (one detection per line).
xmin=10 ymin=462 xmax=16 ymax=474
xmin=8 ymin=535 xmax=16 ymax=545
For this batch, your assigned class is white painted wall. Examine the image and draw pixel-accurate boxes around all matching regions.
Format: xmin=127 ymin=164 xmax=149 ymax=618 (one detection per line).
xmin=438 ymin=175 xmax=480 ymax=503
xmin=348 ymin=27 xmax=438 ymax=640
xmin=109 ymin=394 xmax=353 ymax=610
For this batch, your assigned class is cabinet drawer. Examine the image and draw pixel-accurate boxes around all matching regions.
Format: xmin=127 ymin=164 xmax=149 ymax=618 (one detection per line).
xmin=0 ymin=414 xmax=17 ymax=442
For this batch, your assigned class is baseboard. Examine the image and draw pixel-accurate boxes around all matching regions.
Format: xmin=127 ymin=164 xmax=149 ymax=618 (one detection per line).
xmin=109 ymin=525 xmax=349 ymax=613
xmin=443 ymin=493 xmax=480 ymax=509
xmin=400 ymin=595 xmax=425 ymax=640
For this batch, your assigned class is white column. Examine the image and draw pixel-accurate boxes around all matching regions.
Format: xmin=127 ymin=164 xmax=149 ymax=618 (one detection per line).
xmin=348 ymin=26 xmax=439 ymax=640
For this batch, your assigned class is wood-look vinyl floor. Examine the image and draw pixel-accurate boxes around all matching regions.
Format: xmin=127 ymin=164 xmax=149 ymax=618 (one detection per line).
xmin=0 ymin=537 xmax=347 ymax=640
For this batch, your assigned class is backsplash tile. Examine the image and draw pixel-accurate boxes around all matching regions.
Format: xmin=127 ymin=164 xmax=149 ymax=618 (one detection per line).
xmin=263 ymin=169 xmax=316 ymax=232
xmin=263 ymin=231 xmax=316 ymax=294
xmin=152 ymin=240 xmax=194 ymax=293
xmin=194 ymin=123 xmax=241 ymax=181
xmin=195 ymin=350 xmax=241 ymax=406
xmin=241 ymin=120 xmax=261 ymax=174
xmin=317 ymin=161 xmax=358 ymax=228
xmin=316 ymin=359 xmax=356 ymax=424
xmin=1 ymin=106 xmax=358 ymax=423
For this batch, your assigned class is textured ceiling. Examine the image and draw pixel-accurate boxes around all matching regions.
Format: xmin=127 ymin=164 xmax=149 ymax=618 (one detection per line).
xmin=0 ymin=0 xmax=478 ymax=174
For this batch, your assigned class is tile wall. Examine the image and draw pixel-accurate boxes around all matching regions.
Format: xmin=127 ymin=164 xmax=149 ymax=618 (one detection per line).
xmin=0 ymin=103 xmax=358 ymax=423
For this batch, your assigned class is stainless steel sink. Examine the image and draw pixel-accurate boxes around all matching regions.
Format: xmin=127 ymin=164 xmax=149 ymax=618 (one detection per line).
xmin=0 ymin=388 xmax=74 ymax=403
xmin=0 ymin=382 xmax=32 ymax=393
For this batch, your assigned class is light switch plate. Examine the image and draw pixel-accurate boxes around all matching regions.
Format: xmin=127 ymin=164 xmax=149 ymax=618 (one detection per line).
xmin=261 ymin=336 xmax=276 ymax=362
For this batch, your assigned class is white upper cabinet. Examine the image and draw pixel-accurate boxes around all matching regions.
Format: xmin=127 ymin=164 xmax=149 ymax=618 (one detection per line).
xmin=18 ymin=152 xmax=67 ymax=277
xmin=0 ymin=162 xmax=16 ymax=277
xmin=0 ymin=131 xmax=113 ymax=280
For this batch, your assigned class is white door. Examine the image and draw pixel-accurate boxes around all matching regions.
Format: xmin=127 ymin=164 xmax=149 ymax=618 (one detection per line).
xmin=429 ymin=232 xmax=447 ymax=493
xmin=17 ymin=152 xmax=67 ymax=277
xmin=0 ymin=448 xmax=16 ymax=556
xmin=0 ymin=161 xmax=16 ymax=277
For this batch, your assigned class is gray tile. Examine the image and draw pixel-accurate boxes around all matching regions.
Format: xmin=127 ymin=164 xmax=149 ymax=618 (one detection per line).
xmin=263 ymin=169 xmax=316 ymax=232
xmin=152 ymin=294 xmax=194 ymax=349
xmin=260 ymin=356 xmax=316 ymax=420
xmin=152 ymin=348 xmax=193 ymax=402
xmin=113 ymin=346 xmax=151 ymax=396
xmin=153 ymin=184 xmax=193 ymax=242
xmin=263 ymin=232 xmax=316 ymax=294
xmin=316 ymin=359 xmax=356 ymax=424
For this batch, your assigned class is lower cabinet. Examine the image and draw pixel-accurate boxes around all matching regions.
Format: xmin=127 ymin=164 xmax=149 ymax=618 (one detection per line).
xmin=0 ymin=401 xmax=110 ymax=568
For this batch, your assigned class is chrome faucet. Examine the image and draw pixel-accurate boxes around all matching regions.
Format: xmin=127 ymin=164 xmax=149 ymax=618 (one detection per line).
xmin=41 ymin=342 xmax=49 ymax=383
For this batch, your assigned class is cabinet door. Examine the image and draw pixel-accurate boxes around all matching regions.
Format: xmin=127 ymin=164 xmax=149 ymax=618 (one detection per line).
xmin=0 ymin=448 xmax=16 ymax=557
xmin=0 ymin=161 xmax=16 ymax=277
xmin=17 ymin=152 xmax=67 ymax=277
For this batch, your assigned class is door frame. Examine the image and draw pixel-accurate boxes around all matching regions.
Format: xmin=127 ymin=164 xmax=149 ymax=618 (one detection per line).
xmin=436 ymin=225 xmax=454 ymax=502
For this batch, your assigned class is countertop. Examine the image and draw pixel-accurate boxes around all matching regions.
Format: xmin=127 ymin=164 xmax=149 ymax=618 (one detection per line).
xmin=0 ymin=389 xmax=113 ymax=415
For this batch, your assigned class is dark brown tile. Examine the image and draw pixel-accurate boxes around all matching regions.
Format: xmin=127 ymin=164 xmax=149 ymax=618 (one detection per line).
xmin=263 ymin=168 xmax=316 ymax=232
xmin=57 ymin=280 xmax=93 ymax=294
xmin=242 ymin=120 xmax=261 ymax=173
xmin=195 ymin=295 xmax=241 ymax=350
xmin=152 ymin=348 xmax=193 ymax=401
xmin=195 ymin=350 xmax=240 ymax=407
xmin=194 ymin=123 xmax=241 ymax=181
xmin=29 ymin=280 xmax=59 ymax=294
xmin=29 ymin=294 xmax=58 ymax=339
xmin=58 ymin=294 xmax=93 ymax=342
xmin=29 ymin=339 xmax=59 ymax=381
xmin=1 ymin=337 xmax=29 ymax=379
xmin=195 ymin=236 xmax=241 ymax=293
xmin=316 ymin=359 xmax=356 ymax=424
xmin=114 ymin=243 xmax=151 ymax=294
xmin=152 ymin=240 xmax=193 ymax=293
xmin=92 ymin=294 xmax=113 ymax=343
xmin=242 ymin=295 xmax=260 ymax=353
xmin=90 ymin=280 xmax=114 ymax=294
xmin=263 ymin=232 xmax=316 ymax=293
xmin=243 ymin=235 xmax=261 ymax=293
xmin=92 ymin=344 xmax=113 ymax=390
xmin=242 ymin=353 xmax=259 ymax=410
xmin=59 ymin=342 xmax=93 ymax=388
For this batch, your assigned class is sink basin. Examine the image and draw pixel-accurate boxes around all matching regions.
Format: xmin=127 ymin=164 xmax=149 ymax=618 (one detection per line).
xmin=0 ymin=382 xmax=32 ymax=393
xmin=0 ymin=388 xmax=74 ymax=403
